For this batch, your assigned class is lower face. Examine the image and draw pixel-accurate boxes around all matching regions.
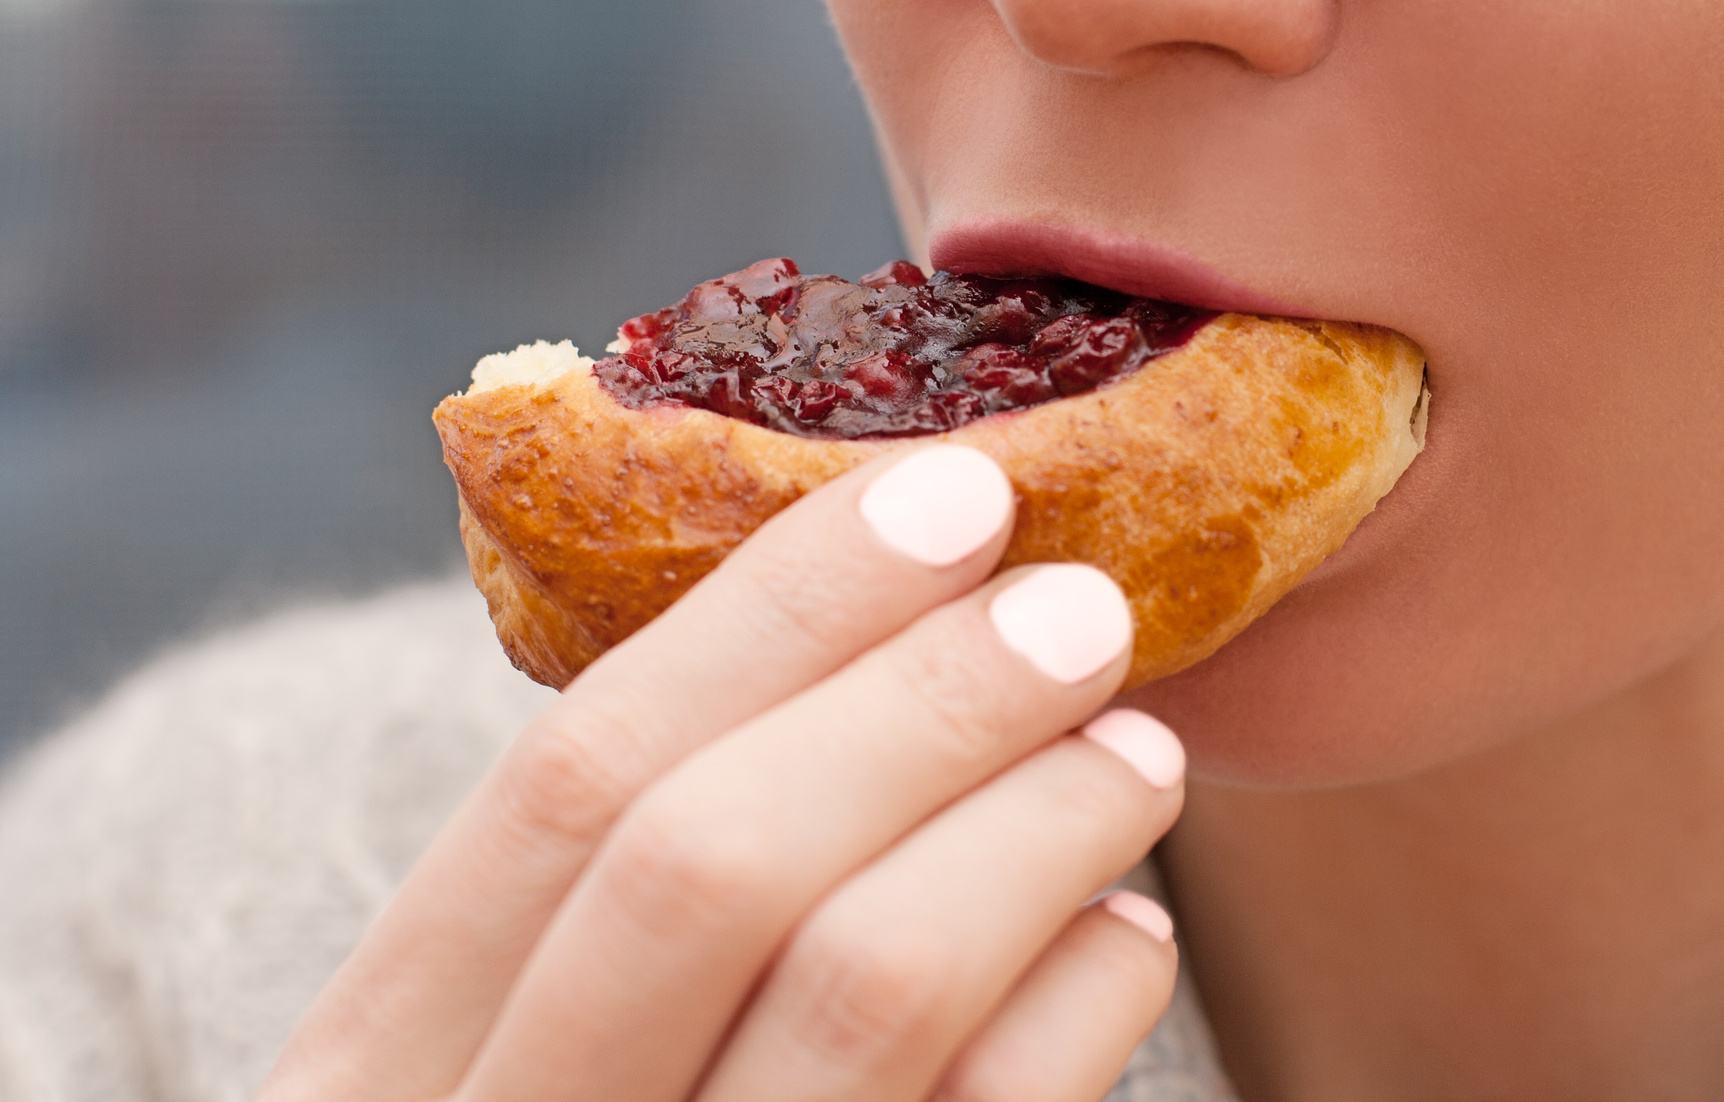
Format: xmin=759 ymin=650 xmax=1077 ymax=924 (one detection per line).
xmin=826 ymin=0 xmax=1724 ymax=786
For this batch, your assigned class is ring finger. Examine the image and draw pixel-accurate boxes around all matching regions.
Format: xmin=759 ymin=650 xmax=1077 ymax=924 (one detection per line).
xmin=695 ymin=709 xmax=1186 ymax=1102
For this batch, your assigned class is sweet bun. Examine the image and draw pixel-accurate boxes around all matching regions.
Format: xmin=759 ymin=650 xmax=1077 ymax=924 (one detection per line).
xmin=434 ymin=262 xmax=1428 ymax=690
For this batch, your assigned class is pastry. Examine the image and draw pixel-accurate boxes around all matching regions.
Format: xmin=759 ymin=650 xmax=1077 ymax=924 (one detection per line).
xmin=435 ymin=257 xmax=1428 ymax=688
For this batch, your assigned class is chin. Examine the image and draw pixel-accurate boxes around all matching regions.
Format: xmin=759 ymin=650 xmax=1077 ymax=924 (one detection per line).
xmin=1116 ymin=595 xmax=1452 ymax=790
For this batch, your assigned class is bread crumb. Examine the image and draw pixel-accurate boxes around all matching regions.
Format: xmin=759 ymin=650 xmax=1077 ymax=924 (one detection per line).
xmin=467 ymin=340 xmax=594 ymax=395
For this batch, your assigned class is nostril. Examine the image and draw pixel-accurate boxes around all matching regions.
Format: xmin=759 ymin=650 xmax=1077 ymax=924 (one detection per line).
xmin=991 ymin=0 xmax=1338 ymax=80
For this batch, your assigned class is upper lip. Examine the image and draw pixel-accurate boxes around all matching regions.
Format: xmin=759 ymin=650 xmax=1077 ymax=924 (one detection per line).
xmin=928 ymin=218 xmax=1301 ymax=316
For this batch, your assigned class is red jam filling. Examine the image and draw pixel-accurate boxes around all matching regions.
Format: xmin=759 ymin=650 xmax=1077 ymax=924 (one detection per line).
xmin=593 ymin=257 xmax=1216 ymax=440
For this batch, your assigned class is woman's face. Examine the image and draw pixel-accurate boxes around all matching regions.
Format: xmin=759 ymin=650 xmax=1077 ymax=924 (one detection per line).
xmin=824 ymin=0 xmax=1724 ymax=786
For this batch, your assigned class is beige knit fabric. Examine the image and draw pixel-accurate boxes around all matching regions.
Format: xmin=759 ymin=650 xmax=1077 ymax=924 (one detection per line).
xmin=0 ymin=580 xmax=1236 ymax=1102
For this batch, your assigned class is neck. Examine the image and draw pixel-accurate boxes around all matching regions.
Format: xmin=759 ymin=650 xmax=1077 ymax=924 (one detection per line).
xmin=1162 ymin=630 xmax=1724 ymax=1102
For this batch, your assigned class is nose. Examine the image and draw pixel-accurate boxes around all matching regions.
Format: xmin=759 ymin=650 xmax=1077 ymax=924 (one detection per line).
xmin=988 ymin=0 xmax=1338 ymax=77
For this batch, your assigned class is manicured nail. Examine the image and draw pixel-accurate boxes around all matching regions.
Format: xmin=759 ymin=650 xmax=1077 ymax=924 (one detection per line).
xmin=1083 ymin=709 xmax=1185 ymax=790
xmin=988 ymin=565 xmax=1132 ymax=684
xmin=1103 ymin=891 xmax=1175 ymax=943
xmin=859 ymin=446 xmax=1013 ymax=567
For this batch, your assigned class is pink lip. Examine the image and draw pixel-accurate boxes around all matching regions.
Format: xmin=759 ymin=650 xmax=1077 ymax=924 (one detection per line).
xmin=929 ymin=219 xmax=1300 ymax=316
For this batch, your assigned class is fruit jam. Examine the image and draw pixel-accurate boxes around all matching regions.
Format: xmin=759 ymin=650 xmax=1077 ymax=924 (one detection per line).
xmin=594 ymin=257 xmax=1216 ymax=440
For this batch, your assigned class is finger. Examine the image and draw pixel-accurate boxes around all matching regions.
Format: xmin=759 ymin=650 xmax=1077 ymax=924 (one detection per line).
xmin=695 ymin=712 xmax=1186 ymax=1102
xmin=932 ymin=895 xmax=1178 ymax=1102
xmin=261 ymin=445 xmax=1014 ymax=1102
xmin=456 ymin=573 xmax=1138 ymax=1102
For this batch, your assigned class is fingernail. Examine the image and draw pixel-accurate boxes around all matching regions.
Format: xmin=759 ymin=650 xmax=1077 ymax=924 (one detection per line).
xmin=1083 ymin=709 xmax=1185 ymax=790
xmin=988 ymin=565 xmax=1132 ymax=684
xmin=859 ymin=446 xmax=1013 ymax=567
xmin=1103 ymin=892 xmax=1175 ymax=943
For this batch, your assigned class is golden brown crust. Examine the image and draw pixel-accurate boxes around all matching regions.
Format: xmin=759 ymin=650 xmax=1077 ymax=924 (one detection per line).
xmin=434 ymin=314 xmax=1427 ymax=689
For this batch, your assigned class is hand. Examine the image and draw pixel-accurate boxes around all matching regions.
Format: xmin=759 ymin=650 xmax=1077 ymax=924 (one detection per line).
xmin=259 ymin=445 xmax=1187 ymax=1102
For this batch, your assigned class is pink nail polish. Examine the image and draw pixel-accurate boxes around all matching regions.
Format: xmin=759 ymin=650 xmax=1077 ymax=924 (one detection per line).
xmin=1082 ymin=709 xmax=1185 ymax=790
xmin=858 ymin=446 xmax=1013 ymax=567
xmin=1104 ymin=891 xmax=1175 ymax=943
xmin=988 ymin=565 xmax=1132 ymax=684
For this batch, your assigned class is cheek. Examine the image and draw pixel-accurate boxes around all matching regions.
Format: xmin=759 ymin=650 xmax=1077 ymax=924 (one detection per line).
xmin=822 ymin=0 xmax=1010 ymax=213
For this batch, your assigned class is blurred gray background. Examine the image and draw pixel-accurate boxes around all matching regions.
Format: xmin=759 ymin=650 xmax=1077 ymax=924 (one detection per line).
xmin=0 ymin=0 xmax=901 ymax=755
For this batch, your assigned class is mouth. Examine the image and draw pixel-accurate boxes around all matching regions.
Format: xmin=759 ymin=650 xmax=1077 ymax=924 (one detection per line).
xmin=928 ymin=218 xmax=1301 ymax=316
xmin=932 ymin=215 xmax=1434 ymax=590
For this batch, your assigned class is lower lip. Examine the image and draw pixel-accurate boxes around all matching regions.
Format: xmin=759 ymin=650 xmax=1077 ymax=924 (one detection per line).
xmin=929 ymin=218 xmax=1300 ymax=316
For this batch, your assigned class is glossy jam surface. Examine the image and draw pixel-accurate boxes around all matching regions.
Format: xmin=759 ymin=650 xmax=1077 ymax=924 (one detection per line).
xmin=594 ymin=257 xmax=1216 ymax=439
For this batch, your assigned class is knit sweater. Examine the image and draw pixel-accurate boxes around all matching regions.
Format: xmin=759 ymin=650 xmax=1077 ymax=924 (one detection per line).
xmin=0 ymin=580 xmax=1238 ymax=1102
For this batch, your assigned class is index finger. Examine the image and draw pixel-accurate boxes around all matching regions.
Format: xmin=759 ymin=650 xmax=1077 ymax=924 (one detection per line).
xmin=261 ymin=445 xmax=1016 ymax=1102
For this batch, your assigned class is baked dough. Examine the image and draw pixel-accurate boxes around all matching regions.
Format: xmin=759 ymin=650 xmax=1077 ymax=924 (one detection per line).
xmin=435 ymin=313 xmax=1427 ymax=689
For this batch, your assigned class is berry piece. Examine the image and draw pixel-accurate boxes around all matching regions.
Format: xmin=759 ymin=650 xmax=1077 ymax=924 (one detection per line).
xmin=1038 ymin=315 xmax=1147 ymax=396
xmin=845 ymin=349 xmax=922 ymax=402
xmin=860 ymin=260 xmax=928 ymax=288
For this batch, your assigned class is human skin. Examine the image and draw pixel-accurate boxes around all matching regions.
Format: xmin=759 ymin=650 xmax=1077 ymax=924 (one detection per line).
xmin=823 ymin=0 xmax=1724 ymax=1098
xmin=265 ymin=2 xmax=1724 ymax=1100
xmin=263 ymin=448 xmax=1190 ymax=1102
